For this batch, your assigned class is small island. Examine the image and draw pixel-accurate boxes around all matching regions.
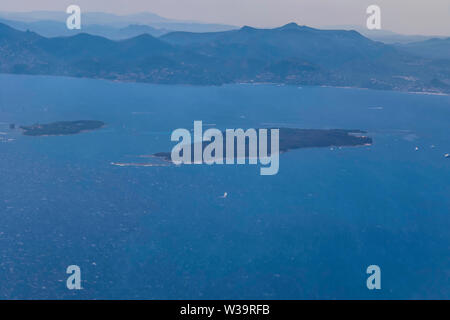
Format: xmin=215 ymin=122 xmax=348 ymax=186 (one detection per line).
xmin=153 ymin=128 xmax=373 ymax=162
xmin=20 ymin=120 xmax=105 ymax=136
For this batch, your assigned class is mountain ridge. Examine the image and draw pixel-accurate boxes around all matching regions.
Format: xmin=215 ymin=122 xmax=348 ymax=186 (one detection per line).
xmin=0 ymin=22 xmax=448 ymax=93
xmin=0 ymin=10 xmax=237 ymax=34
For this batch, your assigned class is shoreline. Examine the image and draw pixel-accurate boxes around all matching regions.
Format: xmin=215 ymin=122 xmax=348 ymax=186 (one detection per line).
xmin=1 ymin=73 xmax=448 ymax=96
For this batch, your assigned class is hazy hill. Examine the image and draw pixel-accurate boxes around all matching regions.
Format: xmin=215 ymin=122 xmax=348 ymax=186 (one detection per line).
xmin=0 ymin=11 xmax=237 ymax=34
xmin=395 ymin=38 xmax=450 ymax=60
xmin=0 ymin=18 xmax=170 ymax=39
xmin=159 ymin=23 xmax=450 ymax=91
xmin=325 ymin=25 xmax=443 ymax=44
xmin=0 ymin=22 xmax=448 ymax=92
xmin=161 ymin=23 xmax=393 ymax=67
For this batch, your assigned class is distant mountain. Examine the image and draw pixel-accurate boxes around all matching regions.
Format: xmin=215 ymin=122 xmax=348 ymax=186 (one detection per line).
xmin=159 ymin=23 xmax=450 ymax=92
xmin=395 ymin=38 xmax=450 ymax=60
xmin=359 ymin=30 xmax=438 ymax=44
xmin=0 ymin=11 xmax=237 ymax=33
xmin=0 ymin=11 xmax=174 ymax=25
xmin=118 ymin=25 xmax=170 ymax=38
xmin=0 ymin=18 xmax=170 ymax=39
xmin=325 ymin=25 xmax=444 ymax=44
xmin=0 ymin=22 xmax=449 ymax=93
xmin=161 ymin=23 xmax=394 ymax=68
xmin=0 ymin=22 xmax=219 ymax=84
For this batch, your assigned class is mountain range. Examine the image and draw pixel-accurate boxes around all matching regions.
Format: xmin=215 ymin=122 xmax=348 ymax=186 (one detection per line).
xmin=0 ymin=21 xmax=449 ymax=93
xmin=3 ymin=11 xmax=447 ymax=43
xmin=0 ymin=11 xmax=237 ymax=38
xmin=0 ymin=17 xmax=171 ymax=39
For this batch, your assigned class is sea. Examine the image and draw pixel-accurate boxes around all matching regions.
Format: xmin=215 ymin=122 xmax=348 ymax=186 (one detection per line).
xmin=0 ymin=74 xmax=449 ymax=299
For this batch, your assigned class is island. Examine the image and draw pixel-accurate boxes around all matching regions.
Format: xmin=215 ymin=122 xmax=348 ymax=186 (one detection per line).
xmin=20 ymin=120 xmax=105 ymax=136
xmin=153 ymin=128 xmax=372 ymax=162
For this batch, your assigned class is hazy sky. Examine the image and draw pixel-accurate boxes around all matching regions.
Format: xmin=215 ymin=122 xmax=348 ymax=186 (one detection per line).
xmin=1 ymin=0 xmax=449 ymax=36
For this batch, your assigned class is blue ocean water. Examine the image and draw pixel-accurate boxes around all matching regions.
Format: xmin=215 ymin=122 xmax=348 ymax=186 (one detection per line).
xmin=0 ymin=74 xmax=449 ymax=299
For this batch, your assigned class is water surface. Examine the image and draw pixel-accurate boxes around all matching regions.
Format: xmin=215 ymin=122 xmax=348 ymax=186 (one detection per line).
xmin=0 ymin=75 xmax=449 ymax=299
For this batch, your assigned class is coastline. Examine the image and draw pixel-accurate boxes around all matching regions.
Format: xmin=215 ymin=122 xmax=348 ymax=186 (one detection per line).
xmin=1 ymin=73 xmax=448 ymax=96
